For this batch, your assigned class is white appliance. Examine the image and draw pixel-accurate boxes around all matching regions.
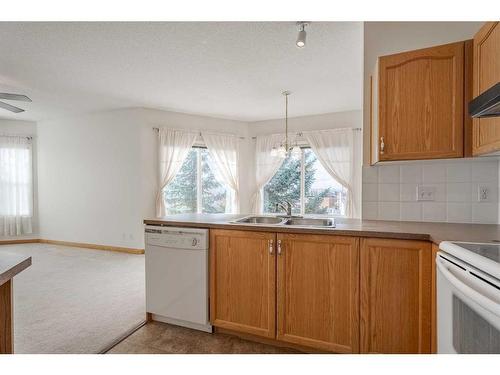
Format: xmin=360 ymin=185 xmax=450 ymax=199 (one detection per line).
xmin=145 ymin=225 xmax=212 ymax=332
xmin=437 ymin=241 xmax=500 ymax=353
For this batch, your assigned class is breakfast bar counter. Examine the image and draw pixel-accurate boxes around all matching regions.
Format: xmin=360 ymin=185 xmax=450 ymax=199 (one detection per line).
xmin=144 ymin=214 xmax=500 ymax=244
xmin=0 ymin=252 xmax=31 ymax=354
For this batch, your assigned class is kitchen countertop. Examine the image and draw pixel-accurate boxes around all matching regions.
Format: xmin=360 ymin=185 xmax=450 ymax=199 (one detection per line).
xmin=144 ymin=214 xmax=500 ymax=244
xmin=0 ymin=252 xmax=32 ymax=286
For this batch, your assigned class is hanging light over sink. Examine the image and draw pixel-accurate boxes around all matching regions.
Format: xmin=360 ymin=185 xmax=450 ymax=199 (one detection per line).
xmin=270 ymin=91 xmax=302 ymax=159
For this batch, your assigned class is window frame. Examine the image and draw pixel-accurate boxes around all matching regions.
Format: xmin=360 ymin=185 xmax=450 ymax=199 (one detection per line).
xmin=261 ymin=146 xmax=347 ymax=218
xmin=164 ymin=145 xmax=230 ymax=214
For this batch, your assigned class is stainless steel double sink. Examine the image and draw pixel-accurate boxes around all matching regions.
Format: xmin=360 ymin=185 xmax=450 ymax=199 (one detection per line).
xmin=230 ymin=216 xmax=335 ymax=228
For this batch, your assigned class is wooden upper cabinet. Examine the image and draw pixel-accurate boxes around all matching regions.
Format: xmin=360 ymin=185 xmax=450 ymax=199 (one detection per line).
xmin=472 ymin=22 xmax=500 ymax=155
xmin=372 ymin=41 xmax=469 ymax=163
xmin=360 ymin=238 xmax=431 ymax=354
xmin=276 ymin=233 xmax=359 ymax=353
xmin=209 ymin=229 xmax=276 ymax=338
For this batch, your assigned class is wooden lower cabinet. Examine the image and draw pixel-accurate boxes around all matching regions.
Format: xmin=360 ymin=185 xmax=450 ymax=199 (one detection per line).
xmin=0 ymin=280 xmax=13 ymax=354
xmin=431 ymin=243 xmax=439 ymax=354
xmin=210 ymin=229 xmax=276 ymax=338
xmin=210 ymin=229 xmax=432 ymax=354
xmin=277 ymin=233 xmax=359 ymax=353
xmin=360 ymin=238 xmax=432 ymax=353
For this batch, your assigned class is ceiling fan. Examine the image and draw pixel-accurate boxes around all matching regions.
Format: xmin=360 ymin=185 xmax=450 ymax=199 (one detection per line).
xmin=0 ymin=92 xmax=32 ymax=113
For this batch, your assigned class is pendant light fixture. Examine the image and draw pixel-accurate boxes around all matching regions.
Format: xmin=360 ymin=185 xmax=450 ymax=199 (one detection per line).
xmin=270 ymin=91 xmax=302 ymax=159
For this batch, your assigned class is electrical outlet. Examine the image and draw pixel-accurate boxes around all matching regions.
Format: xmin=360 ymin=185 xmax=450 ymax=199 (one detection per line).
xmin=417 ymin=185 xmax=436 ymax=201
xmin=478 ymin=185 xmax=490 ymax=202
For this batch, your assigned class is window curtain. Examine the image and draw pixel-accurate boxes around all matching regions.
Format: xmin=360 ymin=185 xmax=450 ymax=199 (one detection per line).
xmin=304 ymin=128 xmax=359 ymax=218
xmin=251 ymin=134 xmax=286 ymax=214
xmin=0 ymin=136 xmax=33 ymax=236
xmin=156 ymin=128 xmax=197 ymax=217
xmin=202 ymin=133 xmax=240 ymax=213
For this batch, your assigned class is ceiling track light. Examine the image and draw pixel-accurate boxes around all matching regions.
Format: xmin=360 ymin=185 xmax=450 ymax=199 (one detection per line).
xmin=296 ymin=22 xmax=310 ymax=48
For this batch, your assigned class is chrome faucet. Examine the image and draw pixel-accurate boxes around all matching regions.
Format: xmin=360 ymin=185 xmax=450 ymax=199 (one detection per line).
xmin=275 ymin=201 xmax=293 ymax=217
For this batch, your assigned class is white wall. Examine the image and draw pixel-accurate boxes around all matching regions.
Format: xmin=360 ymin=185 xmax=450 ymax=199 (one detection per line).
xmin=0 ymin=119 xmax=39 ymax=239
xmin=248 ymin=110 xmax=362 ymax=137
xmin=37 ymin=108 xmax=250 ymax=249
xmin=36 ymin=108 xmax=363 ymax=248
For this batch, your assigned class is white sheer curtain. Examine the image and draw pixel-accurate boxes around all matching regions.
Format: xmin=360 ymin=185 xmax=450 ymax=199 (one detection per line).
xmin=0 ymin=136 xmax=33 ymax=236
xmin=251 ymin=134 xmax=285 ymax=214
xmin=202 ymin=133 xmax=240 ymax=213
xmin=156 ymin=128 xmax=197 ymax=217
xmin=304 ymin=128 xmax=359 ymax=218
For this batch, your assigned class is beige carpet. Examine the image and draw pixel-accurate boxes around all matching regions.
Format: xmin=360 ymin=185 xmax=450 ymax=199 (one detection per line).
xmin=0 ymin=243 xmax=145 ymax=354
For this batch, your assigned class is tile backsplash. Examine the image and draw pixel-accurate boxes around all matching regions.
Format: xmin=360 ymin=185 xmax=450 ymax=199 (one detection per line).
xmin=362 ymin=159 xmax=500 ymax=224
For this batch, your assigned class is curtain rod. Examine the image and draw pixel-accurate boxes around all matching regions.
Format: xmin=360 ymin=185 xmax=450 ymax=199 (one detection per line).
xmin=152 ymin=127 xmax=245 ymax=140
xmin=0 ymin=134 xmax=33 ymax=140
xmin=250 ymin=127 xmax=362 ymax=139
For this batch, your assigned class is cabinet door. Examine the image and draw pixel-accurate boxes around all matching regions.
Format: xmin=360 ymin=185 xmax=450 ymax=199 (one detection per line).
xmin=360 ymin=238 xmax=431 ymax=354
xmin=277 ymin=233 xmax=359 ymax=353
xmin=473 ymin=22 xmax=500 ymax=155
xmin=210 ymin=229 xmax=276 ymax=338
xmin=378 ymin=41 xmax=465 ymax=161
xmin=431 ymin=243 xmax=439 ymax=354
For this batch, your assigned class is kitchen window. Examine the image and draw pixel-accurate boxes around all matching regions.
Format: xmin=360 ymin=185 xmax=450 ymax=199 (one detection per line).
xmin=164 ymin=147 xmax=231 ymax=214
xmin=263 ymin=148 xmax=347 ymax=216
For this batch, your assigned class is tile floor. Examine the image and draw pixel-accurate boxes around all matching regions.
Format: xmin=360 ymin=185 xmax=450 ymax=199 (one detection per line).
xmin=106 ymin=321 xmax=300 ymax=354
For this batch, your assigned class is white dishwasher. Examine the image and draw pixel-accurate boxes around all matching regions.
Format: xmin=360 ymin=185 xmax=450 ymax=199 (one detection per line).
xmin=145 ymin=225 xmax=212 ymax=332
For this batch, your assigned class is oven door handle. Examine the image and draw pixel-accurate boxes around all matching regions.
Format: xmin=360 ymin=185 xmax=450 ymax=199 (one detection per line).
xmin=436 ymin=257 xmax=500 ymax=317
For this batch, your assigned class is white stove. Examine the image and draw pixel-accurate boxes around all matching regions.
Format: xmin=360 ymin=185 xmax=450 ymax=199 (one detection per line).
xmin=437 ymin=241 xmax=500 ymax=353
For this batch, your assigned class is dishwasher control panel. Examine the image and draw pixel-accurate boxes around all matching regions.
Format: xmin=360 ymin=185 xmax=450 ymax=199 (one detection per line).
xmin=145 ymin=226 xmax=208 ymax=250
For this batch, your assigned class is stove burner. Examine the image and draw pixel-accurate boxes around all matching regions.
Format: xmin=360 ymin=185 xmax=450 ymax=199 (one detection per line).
xmin=452 ymin=242 xmax=500 ymax=264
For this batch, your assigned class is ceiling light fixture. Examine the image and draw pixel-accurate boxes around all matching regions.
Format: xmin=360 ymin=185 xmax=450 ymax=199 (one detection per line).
xmin=296 ymin=22 xmax=309 ymax=48
xmin=270 ymin=91 xmax=301 ymax=159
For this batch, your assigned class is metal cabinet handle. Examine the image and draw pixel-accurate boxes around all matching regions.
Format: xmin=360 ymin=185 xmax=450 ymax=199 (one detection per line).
xmin=380 ymin=137 xmax=385 ymax=154
xmin=268 ymin=239 xmax=274 ymax=254
xmin=277 ymin=239 xmax=282 ymax=255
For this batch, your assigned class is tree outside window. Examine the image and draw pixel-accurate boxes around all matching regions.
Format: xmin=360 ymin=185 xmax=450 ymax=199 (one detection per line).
xmin=263 ymin=148 xmax=346 ymax=216
xmin=164 ymin=148 xmax=229 ymax=214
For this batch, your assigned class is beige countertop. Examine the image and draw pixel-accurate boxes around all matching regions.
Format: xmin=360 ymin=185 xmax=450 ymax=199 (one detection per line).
xmin=144 ymin=214 xmax=500 ymax=244
xmin=0 ymin=252 xmax=31 ymax=286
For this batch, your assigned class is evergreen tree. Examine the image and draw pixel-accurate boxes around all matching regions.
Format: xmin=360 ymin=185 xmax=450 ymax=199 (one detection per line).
xmin=164 ymin=149 xmax=228 ymax=214
xmin=165 ymin=148 xmax=337 ymax=216
xmin=201 ymin=150 xmax=227 ymax=213
xmin=263 ymin=150 xmax=332 ymax=214
xmin=164 ymin=149 xmax=197 ymax=214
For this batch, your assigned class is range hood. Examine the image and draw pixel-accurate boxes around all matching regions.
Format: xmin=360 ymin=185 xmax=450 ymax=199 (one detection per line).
xmin=469 ymin=82 xmax=500 ymax=118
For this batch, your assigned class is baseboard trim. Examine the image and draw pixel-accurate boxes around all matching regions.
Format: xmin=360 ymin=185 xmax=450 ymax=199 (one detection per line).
xmin=38 ymin=239 xmax=144 ymax=254
xmin=0 ymin=238 xmax=144 ymax=254
xmin=0 ymin=239 xmax=40 ymax=245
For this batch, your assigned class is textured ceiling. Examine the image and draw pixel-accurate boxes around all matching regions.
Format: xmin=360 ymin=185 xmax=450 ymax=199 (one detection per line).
xmin=0 ymin=22 xmax=363 ymax=122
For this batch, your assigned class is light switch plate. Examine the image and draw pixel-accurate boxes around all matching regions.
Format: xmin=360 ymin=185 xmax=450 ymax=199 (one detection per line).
xmin=417 ymin=185 xmax=436 ymax=201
